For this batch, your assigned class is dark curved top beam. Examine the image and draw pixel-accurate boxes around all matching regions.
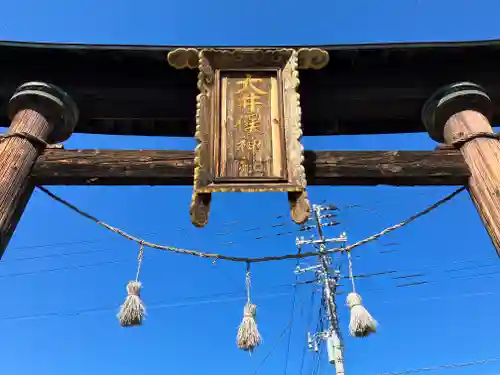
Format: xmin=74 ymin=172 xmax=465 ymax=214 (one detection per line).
xmin=0 ymin=39 xmax=499 ymax=137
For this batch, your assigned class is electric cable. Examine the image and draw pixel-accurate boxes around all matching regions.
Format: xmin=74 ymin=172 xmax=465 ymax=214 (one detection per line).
xmin=377 ymin=357 xmax=500 ymax=375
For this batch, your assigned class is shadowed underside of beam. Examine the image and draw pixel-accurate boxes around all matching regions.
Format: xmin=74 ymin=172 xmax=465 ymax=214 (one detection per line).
xmin=31 ymin=149 xmax=469 ymax=186
xmin=1 ymin=39 xmax=500 ymax=137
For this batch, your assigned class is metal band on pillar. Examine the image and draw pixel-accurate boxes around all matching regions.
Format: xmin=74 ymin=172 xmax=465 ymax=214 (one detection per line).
xmin=0 ymin=82 xmax=78 ymax=256
xmin=422 ymin=82 xmax=500 ymax=255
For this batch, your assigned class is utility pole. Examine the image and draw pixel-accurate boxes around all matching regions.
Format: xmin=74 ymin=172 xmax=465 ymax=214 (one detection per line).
xmin=296 ymin=203 xmax=347 ymax=375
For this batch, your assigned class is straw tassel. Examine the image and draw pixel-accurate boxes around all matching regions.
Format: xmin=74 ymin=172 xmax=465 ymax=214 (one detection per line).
xmin=346 ymin=251 xmax=377 ymax=337
xmin=118 ymin=243 xmax=146 ymax=327
xmin=237 ymin=263 xmax=261 ymax=352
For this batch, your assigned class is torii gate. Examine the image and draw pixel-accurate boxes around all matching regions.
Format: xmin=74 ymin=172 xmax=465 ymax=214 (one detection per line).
xmin=0 ymin=39 xmax=498 ymax=258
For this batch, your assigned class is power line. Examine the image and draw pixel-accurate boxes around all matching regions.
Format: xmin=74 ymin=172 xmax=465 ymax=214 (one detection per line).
xmin=0 ymin=220 xmax=468 ymax=270
xmin=378 ymin=289 xmax=498 ymax=306
xmin=0 ymin=248 xmax=497 ymax=295
xmin=377 ymin=357 xmax=500 ymax=375
xmin=0 ymin=287 xmax=297 ymax=322
xmin=5 ymin=203 xmax=493 ymax=292
xmin=11 ymin=239 xmax=112 ymax=251
xmin=211 ymin=260 xmax=243 ymax=288
xmin=341 ymin=260 xmax=500 ymax=290
xmin=2 ymin=226 xmax=307 ymax=264
xmin=355 ymin=267 xmax=500 ymax=291
xmin=252 ymin=290 xmax=308 ymax=375
xmin=1 ymin=247 xmax=117 ymax=263
xmin=3 ymin=222 xmax=496 ymax=291
xmin=1 ymin=222 xmax=317 ymax=264
xmin=0 ymin=279 xmax=321 ymax=323
xmin=284 ymin=260 xmax=300 ymax=375
xmin=13 ymin=188 xmax=492 ymax=373
xmin=3 ymin=244 xmax=493 ymax=287
xmin=8 ymin=230 xmax=163 ymax=252
xmin=0 ymin=259 xmax=131 ymax=279
xmin=396 ymin=268 xmax=500 ymax=289
xmin=7 ymin=270 xmax=439 ymax=375
xmin=300 ymin=289 xmax=317 ymax=375
xmin=14 ymin=188 xmax=459 ymax=262
xmin=311 ymin=345 xmax=325 ymax=375
xmin=337 ymin=268 xmax=500 ymax=296
xmin=251 ymin=320 xmax=293 ymax=375
xmin=374 ymin=258 xmax=498 ymax=279
xmin=7 ymin=215 xmax=292 ymax=253
xmin=1 ymin=240 xmax=495 ymax=295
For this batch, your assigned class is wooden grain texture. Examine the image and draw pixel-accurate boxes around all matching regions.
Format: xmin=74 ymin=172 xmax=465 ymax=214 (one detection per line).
xmin=282 ymin=51 xmax=309 ymax=223
xmin=31 ymin=149 xmax=469 ymax=186
xmin=221 ymin=73 xmax=276 ymax=179
xmin=0 ymin=109 xmax=52 ymax=255
xmin=443 ymin=110 xmax=500 ymax=255
xmin=189 ymin=50 xmax=214 ymax=227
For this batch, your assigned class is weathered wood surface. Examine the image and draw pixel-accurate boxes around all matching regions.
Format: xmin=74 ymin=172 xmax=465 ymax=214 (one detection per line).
xmin=31 ymin=149 xmax=469 ymax=186
xmin=443 ymin=110 xmax=500 ymax=254
xmin=0 ymin=110 xmax=53 ymax=254
xmin=1 ymin=40 xmax=500 ymax=137
xmin=222 ymin=73 xmax=276 ymax=179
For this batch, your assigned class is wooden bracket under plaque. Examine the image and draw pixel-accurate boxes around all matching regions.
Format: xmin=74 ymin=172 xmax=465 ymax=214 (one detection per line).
xmin=167 ymin=48 xmax=329 ymax=227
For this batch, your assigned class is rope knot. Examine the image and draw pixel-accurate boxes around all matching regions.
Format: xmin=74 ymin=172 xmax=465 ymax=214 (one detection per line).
xmin=451 ymin=131 xmax=500 ymax=148
xmin=243 ymin=303 xmax=257 ymax=318
xmin=346 ymin=292 xmax=377 ymax=337
xmin=0 ymin=131 xmax=49 ymax=148
xmin=237 ymin=302 xmax=261 ymax=351
xmin=346 ymin=292 xmax=362 ymax=308
xmin=118 ymin=280 xmax=146 ymax=327
xmin=126 ymin=280 xmax=142 ymax=297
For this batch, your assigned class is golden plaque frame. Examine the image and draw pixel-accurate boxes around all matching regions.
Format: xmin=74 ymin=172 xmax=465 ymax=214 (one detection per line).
xmin=168 ymin=48 xmax=329 ymax=227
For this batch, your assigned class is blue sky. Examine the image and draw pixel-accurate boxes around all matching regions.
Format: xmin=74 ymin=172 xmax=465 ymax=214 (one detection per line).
xmin=1 ymin=0 xmax=500 ymax=374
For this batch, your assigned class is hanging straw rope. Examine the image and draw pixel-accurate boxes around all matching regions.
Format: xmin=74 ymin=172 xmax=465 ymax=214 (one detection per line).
xmin=347 ymin=251 xmax=356 ymax=294
xmin=345 ymin=250 xmax=377 ymax=337
xmin=36 ymin=186 xmax=465 ymax=263
xmin=118 ymin=242 xmax=146 ymax=326
xmin=237 ymin=262 xmax=262 ymax=352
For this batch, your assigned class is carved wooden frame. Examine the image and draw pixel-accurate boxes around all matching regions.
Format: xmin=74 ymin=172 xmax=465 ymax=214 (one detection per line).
xmin=167 ymin=48 xmax=329 ymax=227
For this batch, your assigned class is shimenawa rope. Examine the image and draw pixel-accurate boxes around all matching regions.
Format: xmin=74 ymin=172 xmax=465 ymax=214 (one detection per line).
xmin=36 ymin=186 xmax=466 ymax=264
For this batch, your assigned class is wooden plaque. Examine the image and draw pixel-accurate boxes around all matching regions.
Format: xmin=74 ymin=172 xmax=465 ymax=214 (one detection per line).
xmin=219 ymin=71 xmax=284 ymax=182
xmin=167 ymin=48 xmax=329 ymax=227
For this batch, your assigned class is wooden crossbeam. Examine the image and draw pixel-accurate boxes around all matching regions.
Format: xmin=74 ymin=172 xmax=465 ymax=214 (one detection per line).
xmin=31 ymin=149 xmax=469 ymax=186
xmin=1 ymin=41 xmax=500 ymax=137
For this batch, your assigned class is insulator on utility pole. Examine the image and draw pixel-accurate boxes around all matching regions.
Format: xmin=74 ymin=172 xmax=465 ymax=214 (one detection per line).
xmin=327 ymin=334 xmax=344 ymax=374
xmin=319 ymin=204 xmax=339 ymax=211
xmin=320 ymin=213 xmax=338 ymax=219
xmin=327 ymin=335 xmax=341 ymax=364
xmin=307 ymin=332 xmax=313 ymax=350
xmin=324 ymin=221 xmax=340 ymax=227
xmin=300 ymin=225 xmax=316 ymax=231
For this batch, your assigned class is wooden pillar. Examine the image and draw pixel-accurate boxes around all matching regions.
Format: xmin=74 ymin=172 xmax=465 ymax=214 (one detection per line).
xmin=0 ymin=82 xmax=78 ymax=257
xmin=422 ymin=82 xmax=500 ymax=255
